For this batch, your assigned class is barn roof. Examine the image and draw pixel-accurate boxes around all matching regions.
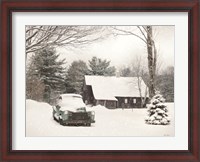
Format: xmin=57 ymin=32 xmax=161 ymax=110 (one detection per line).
xmin=85 ymin=75 xmax=148 ymax=101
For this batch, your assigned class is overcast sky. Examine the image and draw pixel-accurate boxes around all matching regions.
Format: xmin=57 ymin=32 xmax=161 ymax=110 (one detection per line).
xmin=57 ymin=26 xmax=174 ymax=71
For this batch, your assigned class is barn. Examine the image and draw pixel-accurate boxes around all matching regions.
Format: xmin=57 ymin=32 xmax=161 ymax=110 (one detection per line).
xmin=83 ymin=75 xmax=149 ymax=109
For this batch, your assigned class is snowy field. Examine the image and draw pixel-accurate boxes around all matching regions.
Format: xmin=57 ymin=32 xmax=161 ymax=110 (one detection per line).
xmin=26 ymin=100 xmax=174 ymax=137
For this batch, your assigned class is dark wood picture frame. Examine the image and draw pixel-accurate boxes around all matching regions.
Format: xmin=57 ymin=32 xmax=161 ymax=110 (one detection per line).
xmin=0 ymin=0 xmax=199 ymax=161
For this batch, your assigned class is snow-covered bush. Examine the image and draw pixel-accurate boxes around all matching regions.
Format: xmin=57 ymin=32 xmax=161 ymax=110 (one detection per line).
xmin=145 ymin=92 xmax=170 ymax=125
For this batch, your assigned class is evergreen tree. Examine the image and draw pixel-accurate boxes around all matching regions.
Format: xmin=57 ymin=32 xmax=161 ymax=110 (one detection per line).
xmin=145 ymin=91 xmax=170 ymax=125
xmin=155 ymin=66 xmax=174 ymax=102
xmin=156 ymin=75 xmax=174 ymax=102
xmin=119 ymin=67 xmax=132 ymax=77
xmin=65 ymin=60 xmax=89 ymax=94
xmin=30 ymin=47 xmax=66 ymax=102
xmin=89 ymin=56 xmax=116 ymax=76
xmin=26 ymin=64 xmax=45 ymax=101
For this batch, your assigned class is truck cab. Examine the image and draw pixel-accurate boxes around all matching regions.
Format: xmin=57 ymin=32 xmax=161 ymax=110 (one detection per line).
xmin=53 ymin=94 xmax=95 ymax=126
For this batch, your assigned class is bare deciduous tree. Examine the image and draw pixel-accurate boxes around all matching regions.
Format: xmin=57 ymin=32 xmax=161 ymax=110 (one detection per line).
xmin=111 ymin=26 xmax=158 ymax=98
xmin=26 ymin=26 xmax=104 ymax=58
xmin=132 ymin=55 xmax=148 ymax=107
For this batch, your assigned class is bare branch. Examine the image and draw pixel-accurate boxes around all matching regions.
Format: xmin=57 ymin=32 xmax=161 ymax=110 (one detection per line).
xmin=111 ymin=26 xmax=147 ymax=44
xmin=137 ymin=26 xmax=147 ymax=41
xmin=26 ymin=26 xmax=104 ymax=56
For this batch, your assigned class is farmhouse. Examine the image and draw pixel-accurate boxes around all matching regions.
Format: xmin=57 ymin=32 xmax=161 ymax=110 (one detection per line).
xmin=83 ymin=75 xmax=149 ymax=109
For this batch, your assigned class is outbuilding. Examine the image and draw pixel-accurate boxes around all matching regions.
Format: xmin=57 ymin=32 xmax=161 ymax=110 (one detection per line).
xmin=83 ymin=75 xmax=149 ymax=109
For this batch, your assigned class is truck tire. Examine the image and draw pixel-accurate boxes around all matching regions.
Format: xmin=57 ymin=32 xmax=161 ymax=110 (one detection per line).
xmin=59 ymin=118 xmax=64 ymax=125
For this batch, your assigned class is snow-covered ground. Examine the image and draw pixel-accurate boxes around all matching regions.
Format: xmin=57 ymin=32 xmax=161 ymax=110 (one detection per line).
xmin=26 ymin=99 xmax=174 ymax=137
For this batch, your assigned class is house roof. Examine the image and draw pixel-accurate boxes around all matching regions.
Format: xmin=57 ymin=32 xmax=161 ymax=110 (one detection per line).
xmin=85 ymin=75 xmax=148 ymax=101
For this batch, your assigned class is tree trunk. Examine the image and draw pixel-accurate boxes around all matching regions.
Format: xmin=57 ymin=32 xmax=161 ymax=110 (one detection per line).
xmin=146 ymin=26 xmax=156 ymax=98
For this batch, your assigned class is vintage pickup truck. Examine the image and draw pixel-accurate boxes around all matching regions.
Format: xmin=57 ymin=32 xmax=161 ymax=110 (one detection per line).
xmin=53 ymin=94 xmax=95 ymax=126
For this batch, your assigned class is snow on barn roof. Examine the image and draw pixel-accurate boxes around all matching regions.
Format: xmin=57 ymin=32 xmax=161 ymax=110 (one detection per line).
xmin=85 ymin=75 xmax=148 ymax=101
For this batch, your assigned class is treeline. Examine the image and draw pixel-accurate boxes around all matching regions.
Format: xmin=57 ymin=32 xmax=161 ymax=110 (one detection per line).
xmin=26 ymin=47 xmax=174 ymax=104
xmin=26 ymin=47 xmax=116 ymax=103
xmin=155 ymin=67 xmax=174 ymax=102
xmin=119 ymin=66 xmax=174 ymax=102
xmin=65 ymin=56 xmax=116 ymax=94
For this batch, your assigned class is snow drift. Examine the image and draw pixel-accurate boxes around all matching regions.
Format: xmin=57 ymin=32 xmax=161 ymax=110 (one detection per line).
xmin=26 ymin=100 xmax=174 ymax=137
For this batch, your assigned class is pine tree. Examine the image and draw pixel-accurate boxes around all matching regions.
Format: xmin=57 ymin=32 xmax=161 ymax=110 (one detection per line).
xmin=30 ymin=47 xmax=66 ymax=102
xmin=155 ymin=66 xmax=174 ymax=102
xmin=26 ymin=65 xmax=45 ymax=101
xmin=89 ymin=56 xmax=116 ymax=76
xmin=65 ymin=60 xmax=89 ymax=94
xmin=119 ymin=67 xmax=132 ymax=77
xmin=145 ymin=91 xmax=170 ymax=125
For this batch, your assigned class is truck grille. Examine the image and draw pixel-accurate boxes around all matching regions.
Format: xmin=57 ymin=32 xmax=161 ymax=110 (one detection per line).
xmin=71 ymin=113 xmax=89 ymax=120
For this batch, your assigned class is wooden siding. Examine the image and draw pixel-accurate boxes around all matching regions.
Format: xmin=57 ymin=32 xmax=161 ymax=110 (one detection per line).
xmin=83 ymin=81 xmax=148 ymax=108
xmin=83 ymin=84 xmax=95 ymax=105
xmin=116 ymin=97 xmax=147 ymax=108
xmin=96 ymin=100 xmax=117 ymax=109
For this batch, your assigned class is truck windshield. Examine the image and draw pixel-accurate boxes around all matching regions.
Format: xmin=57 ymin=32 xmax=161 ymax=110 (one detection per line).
xmin=76 ymin=108 xmax=86 ymax=112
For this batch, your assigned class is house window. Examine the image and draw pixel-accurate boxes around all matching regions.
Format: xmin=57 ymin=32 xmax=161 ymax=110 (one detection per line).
xmin=124 ymin=98 xmax=128 ymax=103
xmin=133 ymin=98 xmax=136 ymax=104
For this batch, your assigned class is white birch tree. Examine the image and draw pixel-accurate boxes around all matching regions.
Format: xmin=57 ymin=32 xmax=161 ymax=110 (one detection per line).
xmin=111 ymin=26 xmax=157 ymax=98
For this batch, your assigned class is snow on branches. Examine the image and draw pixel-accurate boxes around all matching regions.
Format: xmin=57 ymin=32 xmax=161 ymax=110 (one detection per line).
xmin=145 ymin=92 xmax=170 ymax=125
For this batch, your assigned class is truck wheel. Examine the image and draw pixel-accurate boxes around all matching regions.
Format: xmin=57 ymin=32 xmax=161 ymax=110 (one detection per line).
xmin=59 ymin=119 xmax=64 ymax=125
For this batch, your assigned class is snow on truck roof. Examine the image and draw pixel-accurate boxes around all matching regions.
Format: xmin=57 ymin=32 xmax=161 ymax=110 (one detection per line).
xmin=60 ymin=94 xmax=82 ymax=98
xmin=85 ymin=75 xmax=148 ymax=101
xmin=58 ymin=94 xmax=85 ymax=111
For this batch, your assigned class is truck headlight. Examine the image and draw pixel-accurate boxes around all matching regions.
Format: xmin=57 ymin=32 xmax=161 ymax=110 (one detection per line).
xmin=91 ymin=111 xmax=95 ymax=115
xmin=64 ymin=111 xmax=68 ymax=115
